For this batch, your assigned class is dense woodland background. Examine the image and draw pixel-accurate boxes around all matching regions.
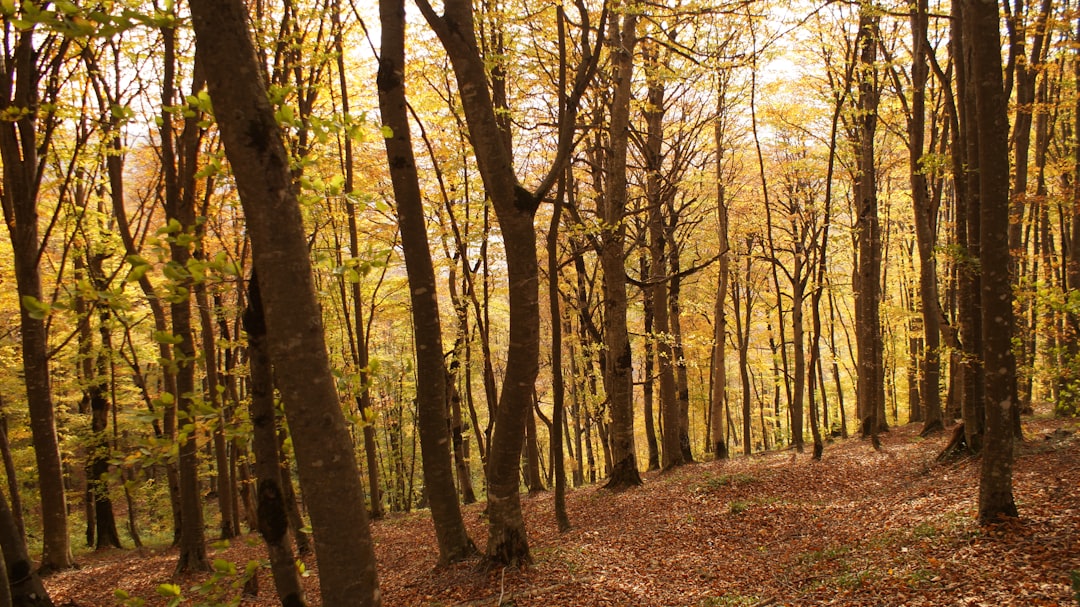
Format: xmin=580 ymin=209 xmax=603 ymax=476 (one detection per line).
xmin=0 ymin=0 xmax=1077 ymax=605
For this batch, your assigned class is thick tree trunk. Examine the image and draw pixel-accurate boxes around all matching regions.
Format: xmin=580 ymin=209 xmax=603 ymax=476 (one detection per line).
xmin=966 ymin=0 xmax=1019 ymax=524
xmin=955 ymin=0 xmax=985 ymax=453
xmin=854 ymin=8 xmax=885 ymax=443
xmin=600 ymin=9 xmax=644 ymax=487
xmin=189 ymin=1 xmax=381 ymax=603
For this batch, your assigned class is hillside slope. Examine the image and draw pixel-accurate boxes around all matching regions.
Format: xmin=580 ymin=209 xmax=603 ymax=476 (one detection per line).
xmin=49 ymin=417 xmax=1080 ymax=606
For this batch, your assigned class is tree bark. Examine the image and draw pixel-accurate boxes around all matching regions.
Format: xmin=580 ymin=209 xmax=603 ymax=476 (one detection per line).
xmin=909 ymin=0 xmax=945 ymax=435
xmin=243 ymin=275 xmax=308 ymax=607
xmin=0 ymin=482 xmax=51 ymax=606
xmin=600 ymin=8 xmax=644 ymax=487
xmin=854 ymin=6 xmax=885 ymax=443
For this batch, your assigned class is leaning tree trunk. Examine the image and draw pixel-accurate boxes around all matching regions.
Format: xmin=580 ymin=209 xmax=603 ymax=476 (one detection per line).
xmin=415 ymin=0 xmax=599 ymax=564
xmin=0 ymin=482 xmax=50 ymax=606
xmin=189 ymin=1 xmax=381 ymax=604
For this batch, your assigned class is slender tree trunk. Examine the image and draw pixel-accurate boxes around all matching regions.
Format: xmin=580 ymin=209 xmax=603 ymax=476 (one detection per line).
xmin=243 ymin=275 xmax=308 ymax=607
xmin=378 ymin=0 xmax=477 ymax=565
xmin=0 ymin=482 xmax=51 ymax=606
xmin=711 ymin=121 xmax=731 ymax=459
xmin=641 ymin=253 xmax=662 ymax=470
xmin=909 ymin=0 xmax=946 ymax=435
xmin=643 ymin=44 xmax=682 ymax=470
xmin=548 ymin=161 xmax=571 ymax=531
xmin=0 ymin=19 xmax=74 ymax=573
xmin=160 ymin=20 xmax=209 ymax=573
xmin=196 ymin=284 xmax=237 ymax=540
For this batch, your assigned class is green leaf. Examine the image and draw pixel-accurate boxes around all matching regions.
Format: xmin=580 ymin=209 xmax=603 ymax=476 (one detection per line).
xmin=125 ymin=263 xmax=149 ymax=283
xmin=212 ymin=558 xmax=236 ymax=575
xmin=156 ymin=583 xmax=181 ymax=598
xmin=152 ymin=331 xmax=184 ymax=345
xmin=21 ymin=295 xmax=50 ymax=320
xmin=380 ymin=124 xmax=394 ymax=139
xmin=0 ymin=0 xmax=15 ymax=16
xmin=157 ymin=218 xmax=183 ymax=235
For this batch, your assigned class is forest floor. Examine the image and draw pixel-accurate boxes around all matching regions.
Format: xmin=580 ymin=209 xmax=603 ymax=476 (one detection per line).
xmin=47 ymin=415 xmax=1080 ymax=607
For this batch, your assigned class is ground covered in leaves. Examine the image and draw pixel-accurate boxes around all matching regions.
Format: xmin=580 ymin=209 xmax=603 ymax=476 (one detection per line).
xmin=48 ymin=416 xmax=1080 ymax=606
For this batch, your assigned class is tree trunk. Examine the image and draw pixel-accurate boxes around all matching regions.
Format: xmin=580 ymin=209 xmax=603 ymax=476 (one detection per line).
xmin=548 ymin=161 xmax=571 ymax=531
xmin=378 ymin=0 xmax=477 ymax=565
xmin=159 ymin=20 xmax=209 ymax=573
xmin=711 ymin=120 xmax=731 ymax=459
xmin=854 ymin=7 xmax=885 ymax=443
xmin=909 ymin=0 xmax=946 ymax=435
xmin=965 ymin=0 xmax=1019 ymax=524
xmin=952 ymin=0 xmax=986 ymax=453
xmin=0 ymin=17 xmax=74 ymax=573
xmin=600 ymin=9 xmax=645 ymax=487
xmin=0 ymin=483 xmax=51 ymax=606
xmin=643 ymin=44 xmax=682 ymax=470
xmin=243 ymin=275 xmax=308 ymax=607
xmin=189 ymin=1 xmax=381 ymax=602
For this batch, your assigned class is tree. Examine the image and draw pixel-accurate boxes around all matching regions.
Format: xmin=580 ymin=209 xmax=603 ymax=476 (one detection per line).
xmin=243 ymin=274 xmax=307 ymax=607
xmin=377 ymin=0 xmax=476 ymax=565
xmin=0 ymin=5 xmax=75 ymax=572
xmin=188 ymin=1 xmax=381 ymax=604
xmin=600 ymin=6 xmax=645 ymax=483
xmin=415 ymin=0 xmax=599 ymax=564
xmin=853 ymin=3 xmax=885 ymax=443
xmin=965 ymin=0 xmax=1018 ymax=524
xmin=158 ymin=13 xmax=210 ymax=572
